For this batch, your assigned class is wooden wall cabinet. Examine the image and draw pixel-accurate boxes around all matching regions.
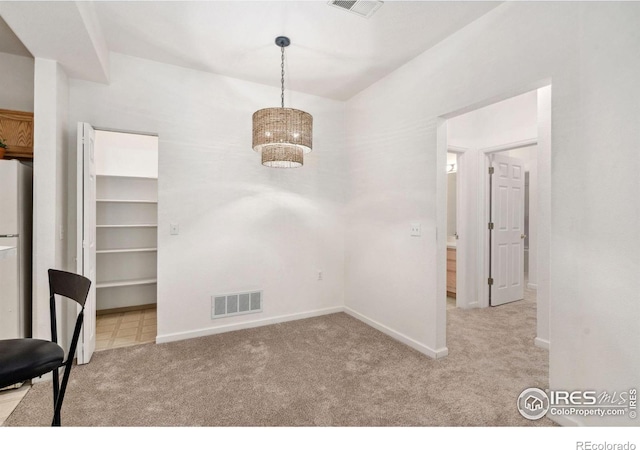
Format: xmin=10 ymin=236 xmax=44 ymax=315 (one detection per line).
xmin=0 ymin=109 xmax=34 ymax=159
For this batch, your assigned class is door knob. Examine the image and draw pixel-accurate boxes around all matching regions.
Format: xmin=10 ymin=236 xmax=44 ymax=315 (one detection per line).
xmin=521 ymin=234 xmax=527 ymax=239
xmin=454 ymin=233 xmax=459 ymax=239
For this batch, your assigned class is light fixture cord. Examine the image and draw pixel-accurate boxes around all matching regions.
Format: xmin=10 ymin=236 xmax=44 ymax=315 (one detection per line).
xmin=281 ymin=45 xmax=285 ymax=108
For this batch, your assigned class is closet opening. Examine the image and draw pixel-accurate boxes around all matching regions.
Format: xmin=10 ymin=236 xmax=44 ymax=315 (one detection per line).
xmin=93 ymin=130 xmax=159 ymax=352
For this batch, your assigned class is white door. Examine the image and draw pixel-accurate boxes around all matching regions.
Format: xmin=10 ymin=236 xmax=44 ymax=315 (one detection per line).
xmin=490 ymin=154 xmax=525 ymax=306
xmin=76 ymin=123 xmax=97 ymax=364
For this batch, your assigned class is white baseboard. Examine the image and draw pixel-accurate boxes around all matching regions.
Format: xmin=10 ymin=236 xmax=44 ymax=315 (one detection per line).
xmin=527 ymin=283 xmax=538 ymax=290
xmin=157 ymin=305 xmax=449 ymax=360
xmin=461 ymin=301 xmax=479 ymax=309
xmin=534 ymin=337 xmax=550 ymax=350
xmin=549 ymin=414 xmax=582 ymax=427
xmin=156 ymin=306 xmax=344 ymax=344
xmin=344 ymin=306 xmax=448 ymax=359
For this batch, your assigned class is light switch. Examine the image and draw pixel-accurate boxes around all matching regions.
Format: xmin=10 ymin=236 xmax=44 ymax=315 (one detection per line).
xmin=410 ymin=222 xmax=421 ymax=237
xmin=170 ymin=224 xmax=179 ymax=235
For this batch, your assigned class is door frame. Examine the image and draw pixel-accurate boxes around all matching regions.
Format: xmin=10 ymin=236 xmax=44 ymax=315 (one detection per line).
xmin=436 ymin=83 xmax=552 ymax=353
xmin=446 ymin=145 xmax=470 ymax=309
xmin=76 ymin=122 xmax=97 ymax=364
xmin=76 ymin=125 xmax=160 ymax=362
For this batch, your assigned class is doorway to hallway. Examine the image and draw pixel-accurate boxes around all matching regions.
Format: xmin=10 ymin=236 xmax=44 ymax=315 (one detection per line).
xmin=439 ymin=85 xmax=551 ymax=352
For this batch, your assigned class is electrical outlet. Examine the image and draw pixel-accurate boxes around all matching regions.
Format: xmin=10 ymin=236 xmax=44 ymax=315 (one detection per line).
xmin=410 ymin=222 xmax=421 ymax=237
xmin=318 ymin=270 xmax=323 ymax=281
xmin=170 ymin=223 xmax=179 ymax=235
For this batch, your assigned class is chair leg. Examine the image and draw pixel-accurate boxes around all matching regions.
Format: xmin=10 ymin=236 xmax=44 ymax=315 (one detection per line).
xmin=51 ymin=362 xmax=73 ymax=427
xmin=52 ymin=368 xmax=61 ymax=426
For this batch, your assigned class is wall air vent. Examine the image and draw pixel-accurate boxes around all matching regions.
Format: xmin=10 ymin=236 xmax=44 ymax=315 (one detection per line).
xmin=329 ymin=0 xmax=383 ymax=19
xmin=212 ymin=290 xmax=262 ymax=319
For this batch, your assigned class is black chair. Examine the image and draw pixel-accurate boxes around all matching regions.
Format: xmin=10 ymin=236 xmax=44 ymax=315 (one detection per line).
xmin=0 ymin=269 xmax=91 ymax=426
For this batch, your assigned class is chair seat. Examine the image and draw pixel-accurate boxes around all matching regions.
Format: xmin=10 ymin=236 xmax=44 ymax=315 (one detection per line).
xmin=0 ymin=339 xmax=64 ymax=389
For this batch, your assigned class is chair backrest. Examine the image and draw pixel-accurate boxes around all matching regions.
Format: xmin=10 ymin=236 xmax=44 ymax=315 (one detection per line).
xmin=48 ymin=269 xmax=91 ymax=347
xmin=48 ymin=269 xmax=91 ymax=307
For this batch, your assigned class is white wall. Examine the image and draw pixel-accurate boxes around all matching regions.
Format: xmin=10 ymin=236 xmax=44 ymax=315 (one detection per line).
xmin=345 ymin=2 xmax=639 ymax=425
xmin=68 ymin=53 xmax=346 ymax=342
xmin=0 ymin=52 xmax=34 ymax=112
xmin=32 ymin=58 xmax=70 ymax=357
xmin=94 ymin=130 xmax=158 ymax=178
xmin=447 ymin=90 xmax=537 ymax=149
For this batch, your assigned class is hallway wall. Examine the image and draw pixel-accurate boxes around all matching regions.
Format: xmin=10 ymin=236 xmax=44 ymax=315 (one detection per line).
xmin=344 ymin=2 xmax=640 ymax=425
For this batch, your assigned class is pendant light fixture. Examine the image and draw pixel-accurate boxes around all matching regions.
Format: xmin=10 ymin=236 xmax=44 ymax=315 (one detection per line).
xmin=252 ymin=36 xmax=313 ymax=168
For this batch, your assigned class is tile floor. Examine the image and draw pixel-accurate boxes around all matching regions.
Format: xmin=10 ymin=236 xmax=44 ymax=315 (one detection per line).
xmin=96 ymin=307 xmax=157 ymax=351
xmin=0 ymin=383 xmax=30 ymax=425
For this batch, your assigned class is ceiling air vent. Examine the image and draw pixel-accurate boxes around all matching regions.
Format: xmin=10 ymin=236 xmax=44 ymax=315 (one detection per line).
xmin=329 ymin=0 xmax=383 ymax=19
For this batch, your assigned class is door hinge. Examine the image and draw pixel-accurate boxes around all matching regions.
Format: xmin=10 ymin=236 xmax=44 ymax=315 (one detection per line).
xmin=82 ymin=240 xmax=87 ymax=249
xmin=488 ymin=222 xmax=494 ymax=230
xmin=488 ymin=166 xmax=494 ymax=174
xmin=488 ymin=277 xmax=494 ymax=285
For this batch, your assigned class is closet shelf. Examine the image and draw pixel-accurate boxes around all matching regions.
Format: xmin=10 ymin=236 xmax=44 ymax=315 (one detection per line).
xmin=97 ymin=199 xmax=158 ymax=204
xmin=96 ymin=224 xmax=157 ymax=228
xmin=97 ymin=247 xmax=157 ymax=254
xmin=96 ymin=278 xmax=157 ymax=289
xmin=97 ymin=174 xmax=158 ymax=180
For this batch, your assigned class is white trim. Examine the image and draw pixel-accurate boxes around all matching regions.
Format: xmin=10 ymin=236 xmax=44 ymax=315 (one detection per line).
xmin=479 ymin=138 xmax=538 ymax=154
xmin=447 ymin=148 xmax=470 ymax=310
xmin=96 ymin=199 xmax=157 ymax=204
xmin=76 ymin=122 xmax=83 ymax=278
xmin=96 ymin=224 xmax=157 ymax=228
xmin=480 ymin=152 xmax=492 ymax=308
xmin=344 ymin=307 xmax=449 ymax=359
xmin=96 ymin=278 xmax=157 ymax=289
xmin=549 ymin=414 xmax=582 ymax=427
xmin=527 ymin=283 xmax=538 ymax=290
xmin=447 ymin=145 xmax=468 ymax=153
xmin=97 ymin=247 xmax=157 ymax=254
xmin=93 ymin=126 xmax=158 ymax=137
xmin=534 ymin=337 xmax=550 ymax=350
xmin=96 ymin=174 xmax=157 ymax=180
xmin=462 ymin=301 xmax=480 ymax=309
xmin=439 ymin=78 xmax=552 ymax=120
xmin=156 ymin=306 xmax=344 ymax=344
xmin=436 ymin=119 xmax=449 ymax=353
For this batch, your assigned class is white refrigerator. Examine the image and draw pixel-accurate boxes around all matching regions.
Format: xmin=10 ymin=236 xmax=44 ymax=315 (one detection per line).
xmin=0 ymin=160 xmax=33 ymax=339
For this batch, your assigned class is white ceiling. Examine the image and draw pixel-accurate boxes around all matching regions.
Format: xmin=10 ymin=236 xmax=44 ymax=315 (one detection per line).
xmin=0 ymin=15 xmax=31 ymax=57
xmin=0 ymin=1 xmax=501 ymax=101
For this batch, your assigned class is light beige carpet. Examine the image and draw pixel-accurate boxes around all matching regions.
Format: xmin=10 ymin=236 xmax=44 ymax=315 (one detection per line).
xmin=4 ymin=289 xmax=553 ymax=426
